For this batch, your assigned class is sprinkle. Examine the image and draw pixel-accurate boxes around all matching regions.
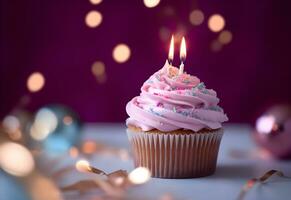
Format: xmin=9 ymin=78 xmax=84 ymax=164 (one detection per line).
xmin=180 ymin=111 xmax=189 ymax=116
xmin=149 ymin=108 xmax=163 ymax=117
xmin=173 ymin=107 xmax=176 ymax=113
xmin=157 ymin=102 xmax=163 ymax=107
xmin=208 ymin=106 xmax=222 ymax=111
xmin=201 ymin=89 xmax=209 ymax=94
xmin=197 ymin=82 xmax=205 ymax=90
xmin=183 ymin=79 xmax=191 ymax=84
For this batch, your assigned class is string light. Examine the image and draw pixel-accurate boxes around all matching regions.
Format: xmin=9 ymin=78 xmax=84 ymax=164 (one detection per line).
xmin=89 ymin=0 xmax=102 ymax=5
xmin=112 ymin=44 xmax=131 ymax=63
xmin=85 ymin=11 xmax=103 ymax=28
xmin=208 ymin=14 xmax=225 ymax=32
xmin=27 ymin=72 xmax=45 ymax=92
xmin=189 ymin=9 xmax=204 ymax=26
xmin=218 ymin=30 xmax=233 ymax=44
xmin=128 ymin=167 xmax=151 ymax=184
xmin=75 ymin=160 xmax=90 ymax=172
xmin=0 ymin=142 xmax=35 ymax=176
xmin=143 ymin=0 xmax=160 ymax=8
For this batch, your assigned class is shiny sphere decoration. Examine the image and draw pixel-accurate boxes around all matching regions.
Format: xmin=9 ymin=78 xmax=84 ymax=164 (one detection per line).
xmin=253 ymin=104 xmax=291 ymax=159
xmin=30 ymin=105 xmax=82 ymax=153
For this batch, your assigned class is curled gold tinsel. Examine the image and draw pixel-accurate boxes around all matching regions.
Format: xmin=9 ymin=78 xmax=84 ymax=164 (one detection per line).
xmin=237 ymin=170 xmax=291 ymax=200
xmin=60 ymin=166 xmax=129 ymax=198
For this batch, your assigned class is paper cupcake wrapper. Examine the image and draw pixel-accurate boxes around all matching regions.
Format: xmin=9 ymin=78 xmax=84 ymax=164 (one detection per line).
xmin=127 ymin=129 xmax=223 ymax=178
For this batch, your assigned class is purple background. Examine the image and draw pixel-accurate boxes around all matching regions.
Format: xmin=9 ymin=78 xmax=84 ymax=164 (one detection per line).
xmin=1 ymin=0 xmax=291 ymax=123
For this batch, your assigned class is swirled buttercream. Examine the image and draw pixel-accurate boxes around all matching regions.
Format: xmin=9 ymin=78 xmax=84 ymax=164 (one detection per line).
xmin=126 ymin=61 xmax=228 ymax=132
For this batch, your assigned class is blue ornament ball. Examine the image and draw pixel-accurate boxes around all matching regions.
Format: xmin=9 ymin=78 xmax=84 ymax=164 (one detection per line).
xmin=31 ymin=104 xmax=82 ymax=153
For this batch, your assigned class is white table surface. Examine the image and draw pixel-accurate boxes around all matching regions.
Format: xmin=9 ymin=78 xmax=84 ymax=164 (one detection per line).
xmin=50 ymin=123 xmax=291 ymax=200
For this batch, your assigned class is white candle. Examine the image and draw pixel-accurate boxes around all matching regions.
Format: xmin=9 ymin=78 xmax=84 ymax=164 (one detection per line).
xmin=179 ymin=62 xmax=184 ymax=75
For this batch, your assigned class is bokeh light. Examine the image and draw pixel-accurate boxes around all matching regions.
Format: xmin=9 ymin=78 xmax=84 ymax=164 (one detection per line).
xmin=28 ymin=174 xmax=62 ymax=200
xmin=163 ymin=6 xmax=175 ymax=16
xmin=30 ymin=108 xmax=58 ymax=141
xmin=143 ymin=0 xmax=160 ymax=8
xmin=118 ymin=149 xmax=130 ymax=161
xmin=189 ymin=9 xmax=204 ymax=26
xmin=3 ymin=115 xmax=20 ymax=133
xmin=91 ymin=61 xmax=105 ymax=76
xmin=0 ymin=142 xmax=35 ymax=176
xmin=63 ymin=115 xmax=73 ymax=125
xmin=256 ymin=115 xmax=275 ymax=134
xmin=112 ymin=44 xmax=131 ymax=63
xmin=208 ymin=14 xmax=225 ymax=32
xmin=218 ymin=30 xmax=233 ymax=44
xmin=89 ymin=0 xmax=102 ymax=5
xmin=159 ymin=27 xmax=171 ymax=42
xmin=69 ymin=146 xmax=79 ymax=158
xmin=75 ymin=159 xmax=90 ymax=172
xmin=96 ymin=73 xmax=107 ymax=84
xmin=210 ymin=40 xmax=223 ymax=52
xmin=128 ymin=167 xmax=151 ymax=184
xmin=175 ymin=25 xmax=187 ymax=44
xmin=27 ymin=72 xmax=45 ymax=92
xmin=85 ymin=11 xmax=103 ymax=28
xmin=159 ymin=193 xmax=174 ymax=200
xmin=2 ymin=115 xmax=22 ymax=140
xmin=82 ymin=141 xmax=97 ymax=154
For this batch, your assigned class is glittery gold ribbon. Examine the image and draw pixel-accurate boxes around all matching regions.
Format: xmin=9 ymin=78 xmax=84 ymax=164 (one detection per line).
xmin=237 ymin=170 xmax=290 ymax=200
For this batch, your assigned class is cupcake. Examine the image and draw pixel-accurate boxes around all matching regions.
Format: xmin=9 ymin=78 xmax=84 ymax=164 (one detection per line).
xmin=126 ymin=61 xmax=228 ymax=178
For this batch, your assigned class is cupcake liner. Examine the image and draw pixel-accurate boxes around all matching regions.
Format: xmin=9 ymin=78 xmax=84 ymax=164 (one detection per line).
xmin=127 ymin=129 xmax=223 ymax=178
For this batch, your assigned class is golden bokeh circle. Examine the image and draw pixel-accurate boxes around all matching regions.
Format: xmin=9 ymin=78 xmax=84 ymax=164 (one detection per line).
xmin=89 ymin=0 xmax=102 ymax=5
xmin=27 ymin=72 xmax=45 ymax=92
xmin=143 ymin=0 xmax=161 ymax=8
xmin=112 ymin=44 xmax=131 ymax=63
xmin=85 ymin=11 xmax=103 ymax=28
xmin=218 ymin=30 xmax=233 ymax=44
xmin=208 ymin=14 xmax=225 ymax=32
xmin=91 ymin=61 xmax=105 ymax=76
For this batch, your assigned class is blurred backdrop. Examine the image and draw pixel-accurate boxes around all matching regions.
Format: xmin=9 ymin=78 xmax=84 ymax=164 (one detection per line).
xmin=1 ymin=0 xmax=291 ymax=123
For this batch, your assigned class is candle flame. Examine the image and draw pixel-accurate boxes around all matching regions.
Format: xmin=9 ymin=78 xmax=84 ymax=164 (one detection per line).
xmin=168 ymin=35 xmax=174 ymax=64
xmin=180 ymin=37 xmax=186 ymax=63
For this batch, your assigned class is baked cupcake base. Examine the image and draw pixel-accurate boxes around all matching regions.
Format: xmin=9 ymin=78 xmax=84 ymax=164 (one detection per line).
xmin=127 ymin=126 xmax=223 ymax=178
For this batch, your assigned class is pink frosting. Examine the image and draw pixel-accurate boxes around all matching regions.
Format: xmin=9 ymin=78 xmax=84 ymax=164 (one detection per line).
xmin=126 ymin=61 xmax=228 ymax=132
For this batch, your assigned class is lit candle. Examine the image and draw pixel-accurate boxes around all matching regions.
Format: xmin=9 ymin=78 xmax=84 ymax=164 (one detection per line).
xmin=179 ymin=37 xmax=186 ymax=75
xmin=168 ymin=35 xmax=174 ymax=65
